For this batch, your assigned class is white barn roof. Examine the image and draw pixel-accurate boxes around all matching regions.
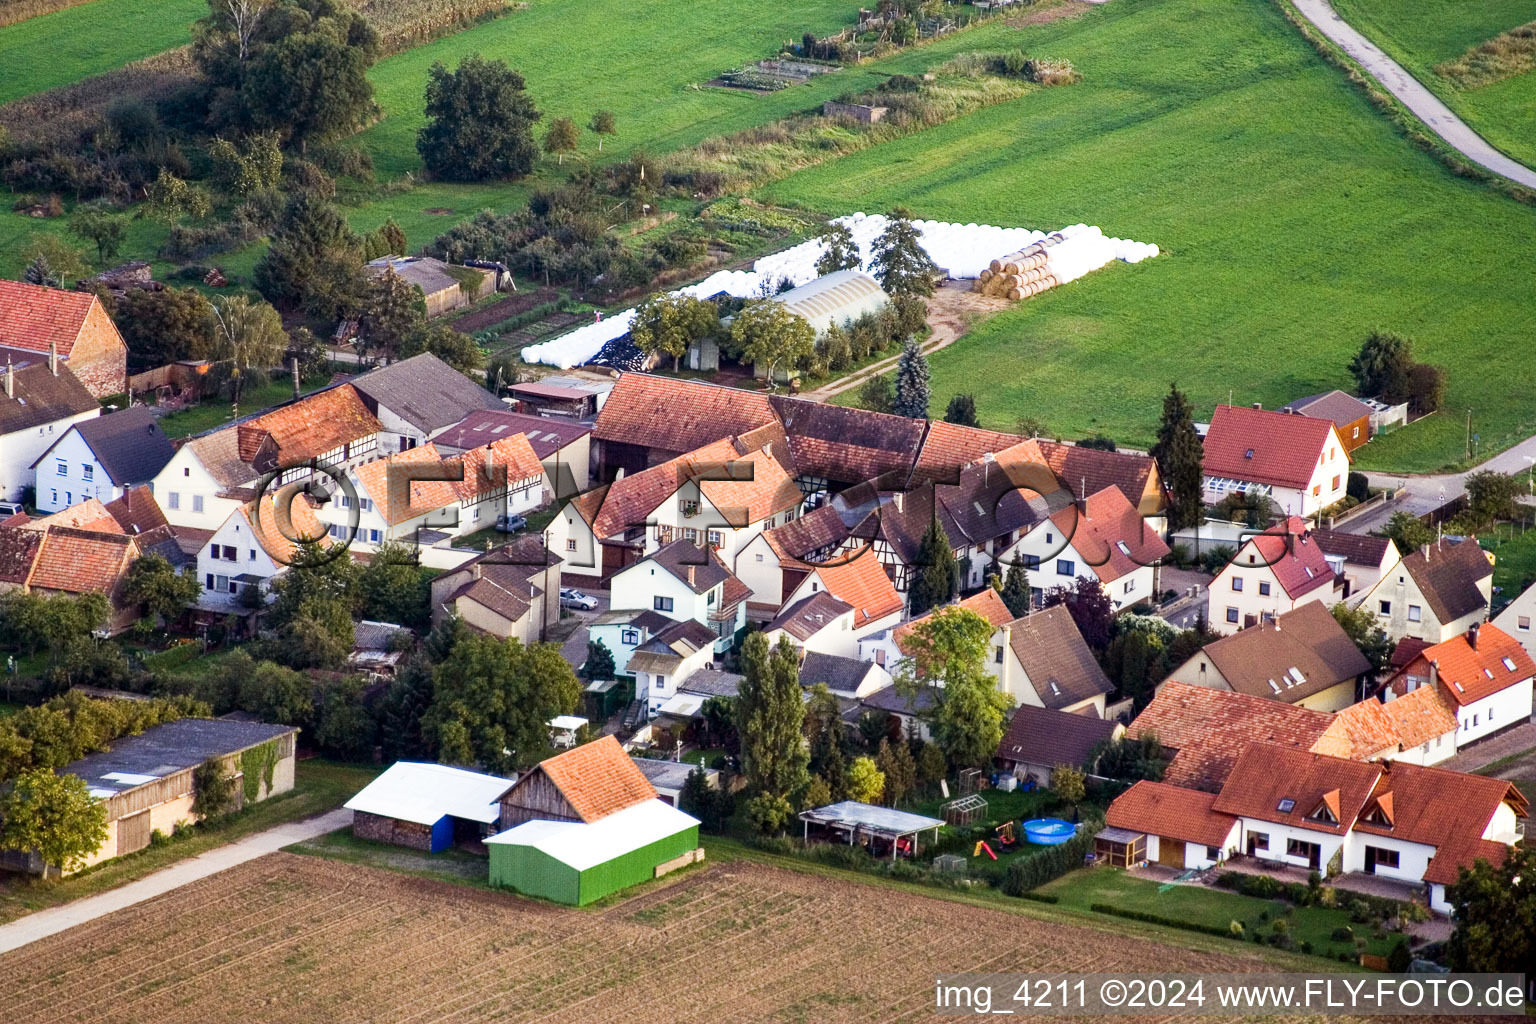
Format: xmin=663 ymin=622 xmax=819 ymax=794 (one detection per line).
xmin=344 ymin=761 xmax=512 ymax=826
xmin=772 ymin=269 xmax=890 ymax=334
xmin=485 ymin=798 xmax=698 ymax=870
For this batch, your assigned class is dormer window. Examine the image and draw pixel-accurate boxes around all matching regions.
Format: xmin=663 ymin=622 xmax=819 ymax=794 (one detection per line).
xmin=1308 ymin=789 xmax=1340 ymax=824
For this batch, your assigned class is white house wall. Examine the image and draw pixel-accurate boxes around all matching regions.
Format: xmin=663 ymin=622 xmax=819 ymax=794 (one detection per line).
xmin=1238 ymin=820 xmax=1347 ymax=876
xmin=1 ymin=409 xmax=100 ymax=503
xmin=34 ymin=430 xmax=117 ymax=512
xmin=1456 ymin=678 xmax=1533 ymax=745
xmin=1493 ymin=586 xmax=1536 ymax=659
xmin=153 ymin=447 xmax=244 ymax=531
xmin=196 ymin=511 xmax=283 ymax=610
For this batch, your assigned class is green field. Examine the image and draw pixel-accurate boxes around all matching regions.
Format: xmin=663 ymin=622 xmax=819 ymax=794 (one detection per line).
xmin=1330 ymin=0 xmax=1536 ymax=169
xmin=0 ymin=0 xmax=203 ymax=106
xmin=770 ymin=0 xmax=1536 ymax=470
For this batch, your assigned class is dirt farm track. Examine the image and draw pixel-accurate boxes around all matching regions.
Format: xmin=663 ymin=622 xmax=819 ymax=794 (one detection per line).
xmin=0 ymin=854 xmax=1373 ymax=1023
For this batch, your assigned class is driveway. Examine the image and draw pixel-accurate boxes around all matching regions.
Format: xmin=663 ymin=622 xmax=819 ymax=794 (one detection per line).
xmin=1290 ymin=0 xmax=1536 ymax=190
xmin=0 ymin=808 xmax=352 ymax=956
xmin=555 ymin=590 xmax=609 ymax=668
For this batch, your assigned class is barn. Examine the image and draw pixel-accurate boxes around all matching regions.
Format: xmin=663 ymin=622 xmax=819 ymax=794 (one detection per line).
xmin=486 ymin=736 xmax=702 ymax=905
xmin=343 ymin=762 xmax=513 ymax=853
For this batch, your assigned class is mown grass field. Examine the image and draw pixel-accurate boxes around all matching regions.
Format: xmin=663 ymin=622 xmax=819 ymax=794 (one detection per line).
xmin=1330 ymin=0 xmax=1536 ymax=169
xmin=771 ymin=0 xmax=1536 ymax=471
xmin=0 ymin=0 xmax=203 ymax=106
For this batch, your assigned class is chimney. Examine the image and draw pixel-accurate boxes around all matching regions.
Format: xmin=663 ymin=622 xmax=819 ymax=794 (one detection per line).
xmin=1428 ymin=660 xmax=1438 ymax=690
xmin=894 ymin=492 xmax=903 ymax=514
xmin=4 ymin=355 xmax=12 ymax=399
xmin=688 ymin=565 xmax=696 ymax=587
xmin=291 ymin=357 xmax=301 ymax=401
xmin=1468 ymin=623 xmax=1480 ymax=650
xmin=48 ymin=338 xmax=58 ymax=376
xmin=1252 ymin=401 xmax=1262 ymax=411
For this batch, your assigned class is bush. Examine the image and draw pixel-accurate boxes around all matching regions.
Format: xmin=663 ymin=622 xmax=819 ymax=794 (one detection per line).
xmin=1331 ymin=926 xmax=1355 ymax=942
xmin=1347 ymin=472 xmax=1371 ymax=502
xmin=1001 ymin=817 xmax=1100 ymax=895
xmin=1089 ymin=904 xmax=1238 ymax=939
xmin=1348 ymin=898 xmax=1374 ymax=924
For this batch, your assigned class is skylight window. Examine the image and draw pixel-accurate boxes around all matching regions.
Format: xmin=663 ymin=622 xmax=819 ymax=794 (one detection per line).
xmin=1244 ymin=448 xmax=1255 ymax=459
xmin=1267 ymin=679 xmax=1281 ymax=693
xmin=1277 ymin=798 xmax=1295 ymax=813
xmin=1503 ymin=657 xmax=1517 ymax=672
xmin=1116 ymin=541 xmax=1131 ymax=555
xmin=1484 ymin=669 xmax=1494 ymax=680
xmin=1289 ymin=667 xmax=1306 ymax=684
xmin=1454 ymin=681 xmax=1465 ymax=693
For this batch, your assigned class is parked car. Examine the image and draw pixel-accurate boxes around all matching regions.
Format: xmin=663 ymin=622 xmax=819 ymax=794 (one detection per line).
xmin=560 ymin=587 xmax=598 ymax=611
xmin=496 ymin=513 xmax=528 ymax=533
xmin=0 ymin=501 xmax=22 ymax=519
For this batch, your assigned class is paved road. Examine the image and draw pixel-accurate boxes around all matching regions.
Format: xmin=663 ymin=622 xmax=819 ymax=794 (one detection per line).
xmin=1291 ymin=0 xmax=1536 ymax=190
xmin=0 ymin=808 xmax=352 ymax=956
xmin=1331 ymin=433 xmax=1536 ymax=535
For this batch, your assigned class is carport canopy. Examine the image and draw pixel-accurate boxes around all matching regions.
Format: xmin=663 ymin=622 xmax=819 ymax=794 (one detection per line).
xmin=799 ymin=801 xmax=945 ymax=859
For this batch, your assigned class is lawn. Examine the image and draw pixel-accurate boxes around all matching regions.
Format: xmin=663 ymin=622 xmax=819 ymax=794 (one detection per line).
xmin=1329 ymin=0 xmax=1536 ymax=169
xmin=765 ymin=0 xmax=1536 ymax=472
xmin=0 ymin=758 xmax=380 ymax=925
xmin=1481 ymin=520 xmax=1536 ymax=609
xmin=153 ymin=370 xmax=333 ymax=440
xmin=1038 ymin=868 xmax=1399 ymax=961
xmin=0 ymin=0 xmax=203 ymax=106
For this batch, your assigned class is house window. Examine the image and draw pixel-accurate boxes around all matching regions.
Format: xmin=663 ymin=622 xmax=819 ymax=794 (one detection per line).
xmin=64 ymin=492 xmax=71 ymax=505
xmin=1285 ymin=837 xmax=1319 ymax=861
xmin=1024 ymin=554 xmax=1041 ymax=569
xmin=1312 ymin=484 xmax=1321 ymax=496
xmin=1123 ymin=579 xmax=1133 ymax=594
xmin=369 ymin=529 xmax=381 ymax=544
xmin=1407 ymin=605 xmax=1421 ymax=622
xmin=994 ymin=646 xmax=1004 ymax=665
xmin=1331 ymin=475 xmax=1340 ymax=491
xmin=340 ymin=495 xmax=351 ymax=509
xmin=1206 ymin=846 xmax=1220 ymax=862
xmin=1057 ymin=559 xmax=1075 ymax=576
xmin=654 ymin=675 xmax=666 ymax=690
xmin=1378 ymin=600 xmax=1391 ymax=615
xmin=55 ymin=460 xmax=66 ymax=477
xmin=50 ymin=490 xmax=57 ymax=505
xmin=680 ymin=499 xmax=699 ymax=516
xmin=567 ymin=539 xmax=577 ymax=551
xmin=707 ymin=530 xmax=723 ymax=547
xmin=204 ymin=574 xmax=214 ymax=590
xmin=1231 ymin=576 xmax=1244 ymax=592
xmin=1367 ymin=846 xmax=1399 ymax=869
xmin=215 ymin=574 xmax=230 ymax=592
xmin=1045 ymin=533 xmax=1053 ymax=544
xmin=1472 ymin=714 xmax=1479 ymax=727
xmin=359 ymin=498 xmax=373 ymax=512
xmin=168 ymin=492 xmax=180 ymax=510
xmin=82 ymin=465 xmax=93 ymax=482
xmin=192 ymin=495 xmax=204 ymax=513
xmin=873 ymin=649 xmax=885 ymax=667
xmin=654 ymin=596 xmax=674 ymax=612
xmin=707 ymin=588 xmax=717 ymax=606
xmin=183 ymin=467 xmax=190 ymax=477
xmin=683 ymin=528 xmax=698 ymax=542
xmin=1258 ymin=581 xmax=1271 ymax=596
xmin=1520 ymin=616 xmax=1531 ymax=631
xmin=755 ymin=553 xmax=764 ymax=562
xmin=621 ymin=628 xmax=639 ymax=645
xmin=1247 ymin=831 xmax=1269 ymax=851
xmin=1226 ymin=607 xmax=1239 ymax=624
xmin=1353 ymin=426 xmax=1360 ymax=438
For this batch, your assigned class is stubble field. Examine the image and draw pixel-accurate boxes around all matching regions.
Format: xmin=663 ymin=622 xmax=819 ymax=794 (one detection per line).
xmin=0 ymin=852 xmax=1325 ymax=1024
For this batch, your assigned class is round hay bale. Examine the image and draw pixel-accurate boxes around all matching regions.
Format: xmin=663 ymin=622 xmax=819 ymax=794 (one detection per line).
xmin=1007 ymin=287 xmax=1024 ymax=300
xmin=978 ymin=268 xmax=994 ymax=284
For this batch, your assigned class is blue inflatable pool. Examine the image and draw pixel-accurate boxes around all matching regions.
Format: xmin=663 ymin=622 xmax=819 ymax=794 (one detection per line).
xmin=1023 ymin=818 xmax=1076 ymax=845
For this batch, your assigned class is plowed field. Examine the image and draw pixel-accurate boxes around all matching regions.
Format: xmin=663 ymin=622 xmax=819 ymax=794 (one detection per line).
xmin=0 ymin=853 xmax=1324 ymax=1023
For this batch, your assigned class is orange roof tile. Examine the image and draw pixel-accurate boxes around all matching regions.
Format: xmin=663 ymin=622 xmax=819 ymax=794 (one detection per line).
xmin=1211 ymin=743 xmax=1382 ymax=835
xmin=1354 ymin=760 xmax=1527 ymax=850
xmin=27 ymin=526 xmax=137 ymax=595
xmin=1050 ymin=486 xmax=1170 ymax=584
xmin=1106 ymin=780 xmax=1237 ymax=847
xmin=811 ymin=545 xmax=904 ymax=626
xmin=450 ymin=432 xmax=544 ymax=503
xmin=894 ymin=588 xmax=1013 ymax=654
xmin=1378 ymin=685 xmax=1459 ymax=750
xmin=242 ymin=493 xmax=327 ymax=565
xmin=353 ymin=444 xmax=459 ymax=526
xmin=25 ymin=498 xmax=122 ymax=534
xmin=534 ymin=734 xmax=657 ymax=822
xmin=1424 ymin=837 xmax=1513 ymax=886
xmin=1402 ymin=624 xmax=1534 ymax=707
xmin=237 ymin=385 xmax=381 ymax=465
xmin=1328 ymin=696 xmax=1402 ymax=757
xmin=698 ymin=446 xmax=800 ymax=527
xmin=590 ymin=438 xmax=740 ymax=540
xmin=908 ymin=421 xmax=1027 ymax=487
xmin=0 ymin=280 xmax=99 ymax=358
xmin=1203 ymin=404 xmax=1343 ymax=490
xmin=593 ymin=374 xmax=776 ymax=455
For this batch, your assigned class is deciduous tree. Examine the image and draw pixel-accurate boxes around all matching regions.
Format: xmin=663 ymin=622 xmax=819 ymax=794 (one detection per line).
xmin=897 ymin=606 xmax=1011 ymax=769
xmin=814 ymin=223 xmax=860 ymax=276
xmin=400 ymin=322 xmax=484 ymax=376
xmin=1043 ymin=576 xmax=1115 ymax=651
xmin=844 ymin=756 xmax=885 ymax=804
xmin=1331 ymin=602 xmax=1394 ymax=674
xmin=0 ymin=769 xmax=108 ymax=874
xmin=417 ymin=54 xmax=541 ymax=181
xmin=543 ymin=117 xmax=580 ymax=165
xmin=870 ymin=207 xmax=936 ymax=296
xmin=735 ymin=633 xmax=809 ymax=832
xmin=729 ymin=302 xmax=815 ymax=385
xmin=629 ymin=293 xmax=719 ymax=373
xmin=209 ymin=294 xmax=287 ymax=404
xmin=859 ymin=373 xmax=893 ymax=414
xmin=122 ymin=553 xmax=200 ymax=626
xmin=357 ymin=541 xmax=431 ymax=629
xmin=588 ymin=109 xmax=616 ymax=150
xmin=69 ymin=206 xmax=126 ymax=263
xmin=144 ymin=169 xmax=212 ymax=225
xmin=943 ymin=393 xmax=978 ymax=427
xmin=115 ymin=286 xmax=216 ymax=371
xmin=1446 ymin=843 xmax=1536 ymax=973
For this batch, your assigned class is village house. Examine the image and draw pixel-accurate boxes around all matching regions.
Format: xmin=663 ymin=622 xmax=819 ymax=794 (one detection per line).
xmin=1208 ymin=517 xmax=1340 ymax=634
xmin=1387 ymin=623 xmax=1534 ymax=747
xmin=1279 ymin=390 xmax=1377 ymax=454
xmin=151 ymin=429 xmax=259 ymax=532
xmin=797 ymin=650 xmax=892 ymax=700
xmin=997 ymin=703 xmax=1124 ymax=787
xmin=349 ymin=352 xmax=506 ymax=457
xmin=734 ymin=505 xmax=852 ymax=615
xmin=429 ymin=536 xmax=562 ymax=643
xmin=872 ymin=587 xmax=1016 ymax=678
xmin=1007 ymin=484 xmax=1170 ymax=612
xmin=1000 ymin=605 xmax=1116 ymax=716
xmin=761 ymin=591 xmax=858 ymax=657
xmin=1162 ymin=602 xmax=1370 ymax=712
xmin=235 ymin=384 xmax=382 ymax=486
xmin=0 ymin=718 xmax=296 ymax=876
xmin=769 ymin=397 xmax=926 ymax=496
xmin=0 ymin=359 xmax=100 ymax=503
xmin=31 ymin=407 xmax=174 ymax=513
xmin=507 ymin=376 xmax=613 ymax=420
xmin=1313 ymin=529 xmax=1402 ymax=604
xmin=1103 ymin=780 xmax=1240 ymax=871
xmin=607 ymin=540 xmax=749 ymax=653
xmin=102 ymin=487 xmax=194 ymax=571
xmin=194 ymin=493 xmax=326 ymax=613
xmin=777 ymin=544 xmax=906 ymax=650
xmin=435 ymin=409 xmax=592 ymax=501
xmin=632 ymin=757 xmax=719 ymax=807
xmin=0 ymin=501 xmax=148 ymax=633
xmin=591 ymin=374 xmax=777 ymax=478
xmin=1356 ymin=538 xmax=1493 ymax=644
xmin=586 ymin=608 xmax=675 ymax=678
xmin=1035 ymin=439 xmax=1170 ymax=529
xmin=629 ymin=619 xmax=722 ymax=716
xmin=0 ymin=279 xmax=128 ymax=399
xmin=1492 ymin=580 xmax=1536 ymax=658
xmin=1201 ymin=403 xmax=1349 ymax=518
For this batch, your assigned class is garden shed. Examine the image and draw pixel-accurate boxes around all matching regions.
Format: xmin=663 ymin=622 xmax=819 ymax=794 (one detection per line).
xmin=344 ymin=762 xmax=513 ymax=853
xmin=486 ymin=798 xmax=701 ymax=906
xmin=1093 ymin=826 xmax=1147 ymax=868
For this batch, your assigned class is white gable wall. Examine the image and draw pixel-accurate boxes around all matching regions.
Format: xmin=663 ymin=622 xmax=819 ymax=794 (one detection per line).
xmin=1 ymin=408 xmax=100 ymax=503
xmin=153 ymin=446 xmax=244 ymax=531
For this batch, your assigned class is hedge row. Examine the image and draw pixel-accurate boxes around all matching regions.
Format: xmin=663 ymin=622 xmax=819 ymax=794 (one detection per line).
xmin=1001 ymin=816 xmax=1103 ymax=895
xmin=1089 ymin=904 xmax=1238 ymax=940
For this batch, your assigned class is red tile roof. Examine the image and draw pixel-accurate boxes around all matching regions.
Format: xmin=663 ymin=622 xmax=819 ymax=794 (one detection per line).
xmin=450 ymin=432 xmax=544 ymax=503
xmin=1036 ymin=440 xmax=1162 ymax=513
xmin=760 ymin=505 xmax=850 ymax=563
xmin=0 ymin=280 xmax=98 ymax=358
xmin=1353 ymin=759 xmax=1527 ymax=850
xmin=1202 ymin=404 xmax=1341 ymax=490
xmin=27 ymin=498 xmax=122 ymax=534
xmin=770 ymin=397 xmax=926 ymax=486
xmin=697 ymin=446 xmax=800 ymax=526
xmin=241 ymin=494 xmax=327 ymax=565
xmin=894 ymin=588 xmax=1013 ymax=654
xmin=593 ymin=374 xmax=776 ymax=455
xmin=908 ymin=421 xmax=1028 ymax=487
xmin=534 ymin=734 xmax=658 ymax=822
xmin=1328 ymin=696 xmax=1403 ymax=757
xmin=0 ymin=525 xmax=42 ymax=585
xmin=1050 ymin=486 xmax=1170 ymax=584
xmin=236 ymin=385 xmax=381 ymax=465
xmin=354 ymin=445 xmax=459 ymax=525
xmin=1423 ymin=837 xmax=1512 ymax=886
xmin=1211 ymin=743 xmax=1382 ymax=835
xmin=1233 ymin=516 xmax=1337 ymax=600
xmin=27 ymin=526 xmax=137 ymax=595
xmin=1107 ymin=780 xmax=1237 ymax=847
xmin=811 ymin=545 xmax=904 ymax=627
xmin=1401 ymin=624 xmax=1534 ymax=707
xmin=589 ymin=438 xmax=739 ymax=540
